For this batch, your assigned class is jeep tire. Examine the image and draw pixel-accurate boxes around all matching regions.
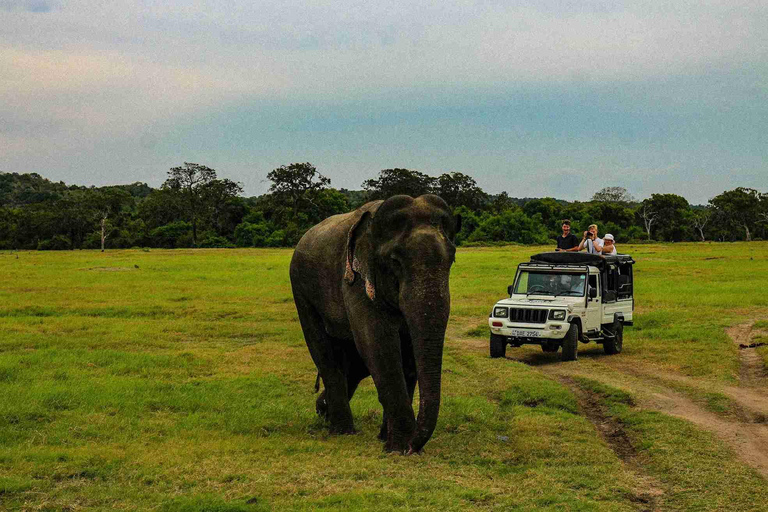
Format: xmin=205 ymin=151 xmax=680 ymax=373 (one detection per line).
xmin=490 ymin=334 xmax=506 ymax=358
xmin=603 ymin=319 xmax=624 ymax=355
xmin=561 ymin=323 xmax=579 ymax=361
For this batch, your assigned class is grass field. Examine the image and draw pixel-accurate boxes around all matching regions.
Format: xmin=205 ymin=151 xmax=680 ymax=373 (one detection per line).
xmin=1 ymin=243 xmax=768 ymax=511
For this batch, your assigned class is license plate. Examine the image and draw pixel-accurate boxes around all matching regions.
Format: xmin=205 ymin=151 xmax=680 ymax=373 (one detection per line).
xmin=509 ymin=329 xmax=540 ymax=338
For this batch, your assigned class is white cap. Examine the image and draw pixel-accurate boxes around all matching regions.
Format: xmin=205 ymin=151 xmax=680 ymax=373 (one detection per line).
xmin=604 ymin=233 xmax=614 ymax=241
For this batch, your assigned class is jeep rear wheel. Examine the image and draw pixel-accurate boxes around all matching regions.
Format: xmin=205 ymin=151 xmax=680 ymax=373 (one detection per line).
xmin=561 ymin=323 xmax=579 ymax=361
xmin=603 ymin=320 xmax=624 ymax=355
xmin=490 ymin=334 xmax=506 ymax=358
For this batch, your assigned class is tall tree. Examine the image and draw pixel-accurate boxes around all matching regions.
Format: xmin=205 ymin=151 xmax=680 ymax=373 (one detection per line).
xmin=688 ymin=207 xmax=712 ymax=242
xmin=266 ymin=162 xmax=333 ymax=224
xmin=87 ymin=187 xmax=133 ymax=251
xmin=163 ymin=163 xmax=242 ymax=245
xmin=432 ymin=172 xmax=487 ymax=210
xmin=362 ymin=168 xmax=434 ymax=200
xmin=637 ymin=203 xmax=657 ymax=240
xmin=639 ymin=194 xmax=690 ymax=241
xmin=592 ymin=186 xmax=635 ymax=203
xmin=487 ymin=192 xmax=518 ymax=214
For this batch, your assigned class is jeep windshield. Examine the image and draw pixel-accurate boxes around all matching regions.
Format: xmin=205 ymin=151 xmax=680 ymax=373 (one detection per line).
xmin=514 ymin=271 xmax=587 ymax=297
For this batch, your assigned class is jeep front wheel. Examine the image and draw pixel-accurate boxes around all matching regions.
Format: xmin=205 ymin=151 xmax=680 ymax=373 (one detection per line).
xmin=603 ymin=320 xmax=624 ymax=355
xmin=490 ymin=334 xmax=506 ymax=358
xmin=561 ymin=323 xmax=579 ymax=361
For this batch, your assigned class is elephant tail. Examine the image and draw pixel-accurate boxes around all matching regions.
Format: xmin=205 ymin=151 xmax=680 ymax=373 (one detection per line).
xmin=314 ymin=372 xmax=321 ymax=393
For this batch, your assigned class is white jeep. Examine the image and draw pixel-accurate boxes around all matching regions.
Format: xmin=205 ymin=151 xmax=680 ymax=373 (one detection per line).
xmin=488 ymin=252 xmax=635 ymax=361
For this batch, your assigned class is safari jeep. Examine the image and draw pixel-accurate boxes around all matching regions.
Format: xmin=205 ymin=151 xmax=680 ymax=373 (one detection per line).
xmin=488 ymin=252 xmax=635 ymax=361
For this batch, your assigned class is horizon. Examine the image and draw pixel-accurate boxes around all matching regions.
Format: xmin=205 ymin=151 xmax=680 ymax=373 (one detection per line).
xmin=2 ymin=168 xmax=733 ymax=206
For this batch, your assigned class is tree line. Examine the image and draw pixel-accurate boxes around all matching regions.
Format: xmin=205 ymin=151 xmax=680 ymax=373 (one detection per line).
xmin=1 ymin=164 xmax=766 ymax=251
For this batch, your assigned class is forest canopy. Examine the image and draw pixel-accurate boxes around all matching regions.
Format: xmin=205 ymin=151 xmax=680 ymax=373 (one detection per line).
xmin=1 ymin=167 xmax=765 ymax=251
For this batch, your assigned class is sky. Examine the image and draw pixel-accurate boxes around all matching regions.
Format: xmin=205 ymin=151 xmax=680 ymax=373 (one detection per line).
xmin=2 ymin=0 xmax=766 ymax=204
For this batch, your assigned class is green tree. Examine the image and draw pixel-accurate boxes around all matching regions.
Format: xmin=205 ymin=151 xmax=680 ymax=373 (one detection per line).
xmin=267 ymin=163 xmax=331 ymax=218
xmin=469 ymin=210 xmax=549 ymax=245
xmin=362 ymin=168 xmax=435 ymax=200
xmin=591 ymin=186 xmax=635 ymax=204
xmin=433 ymin=172 xmax=487 ymax=210
xmin=523 ymin=198 xmax=563 ymax=230
xmin=638 ymin=194 xmax=690 ymax=241
xmin=163 ymin=163 xmax=243 ymax=245
xmin=709 ymin=187 xmax=766 ymax=241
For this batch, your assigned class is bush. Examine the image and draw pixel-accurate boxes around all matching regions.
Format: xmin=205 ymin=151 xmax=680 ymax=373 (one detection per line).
xmin=199 ymin=236 xmax=235 ymax=248
xmin=149 ymin=221 xmax=193 ymax=248
xmin=234 ymin=222 xmax=272 ymax=247
xmin=265 ymin=230 xmax=286 ymax=247
xmin=37 ymin=235 xmax=72 ymax=251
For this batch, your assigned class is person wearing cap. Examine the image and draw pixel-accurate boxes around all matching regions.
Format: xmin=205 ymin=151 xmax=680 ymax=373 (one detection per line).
xmin=602 ymin=234 xmax=617 ymax=255
xmin=578 ymin=224 xmax=603 ymax=255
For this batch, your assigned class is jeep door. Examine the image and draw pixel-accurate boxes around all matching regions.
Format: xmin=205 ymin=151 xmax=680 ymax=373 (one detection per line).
xmin=584 ymin=273 xmax=602 ymax=331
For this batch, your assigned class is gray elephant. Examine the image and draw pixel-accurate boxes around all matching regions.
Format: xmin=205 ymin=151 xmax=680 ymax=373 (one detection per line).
xmin=289 ymin=194 xmax=460 ymax=453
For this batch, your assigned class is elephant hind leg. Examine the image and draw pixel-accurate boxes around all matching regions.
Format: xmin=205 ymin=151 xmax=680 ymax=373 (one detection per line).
xmin=294 ymin=294 xmax=355 ymax=434
xmin=316 ymin=345 xmax=368 ymax=422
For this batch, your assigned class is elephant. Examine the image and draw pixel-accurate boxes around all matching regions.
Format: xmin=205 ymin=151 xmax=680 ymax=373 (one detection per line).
xmin=289 ymin=194 xmax=460 ymax=453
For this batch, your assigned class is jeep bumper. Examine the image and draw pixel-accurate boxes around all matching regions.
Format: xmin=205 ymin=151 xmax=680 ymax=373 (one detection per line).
xmin=488 ymin=320 xmax=570 ymax=342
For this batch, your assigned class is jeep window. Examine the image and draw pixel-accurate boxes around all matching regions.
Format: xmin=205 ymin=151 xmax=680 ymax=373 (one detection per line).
xmin=617 ymin=263 xmax=633 ymax=299
xmin=513 ymin=272 xmax=586 ymax=296
xmin=604 ymin=265 xmax=618 ymax=303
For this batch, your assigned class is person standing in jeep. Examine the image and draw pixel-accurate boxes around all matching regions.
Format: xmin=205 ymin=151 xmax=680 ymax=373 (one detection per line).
xmin=555 ymin=220 xmax=580 ymax=252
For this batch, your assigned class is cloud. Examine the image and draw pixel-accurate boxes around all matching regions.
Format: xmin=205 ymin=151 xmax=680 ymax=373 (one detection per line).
xmin=1 ymin=1 xmax=766 ymax=203
xmin=0 ymin=0 xmax=54 ymax=12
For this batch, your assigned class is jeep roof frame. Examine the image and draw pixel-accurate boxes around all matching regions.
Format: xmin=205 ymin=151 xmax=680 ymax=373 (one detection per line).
xmin=530 ymin=252 xmax=635 ymax=269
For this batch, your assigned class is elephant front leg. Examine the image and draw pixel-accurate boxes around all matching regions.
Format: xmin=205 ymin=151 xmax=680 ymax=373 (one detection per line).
xmin=351 ymin=318 xmax=415 ymax=453
xmin=379 ymin=330 xmax=418 ymax=442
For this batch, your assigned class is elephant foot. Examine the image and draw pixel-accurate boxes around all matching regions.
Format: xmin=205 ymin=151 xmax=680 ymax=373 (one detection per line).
xmin=383 ymin=434 xmax=411 ymax=454
xmin=406 ymin=444 xmax=424 ymax=455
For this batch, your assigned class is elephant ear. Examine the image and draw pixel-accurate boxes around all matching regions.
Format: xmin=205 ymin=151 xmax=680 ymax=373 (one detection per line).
xmin=344 ymin=210 xmax=372 ymax=286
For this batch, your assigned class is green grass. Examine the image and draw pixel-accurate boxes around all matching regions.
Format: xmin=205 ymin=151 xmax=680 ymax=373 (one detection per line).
xmin=1 ymin=243 xmax=767 ymax=510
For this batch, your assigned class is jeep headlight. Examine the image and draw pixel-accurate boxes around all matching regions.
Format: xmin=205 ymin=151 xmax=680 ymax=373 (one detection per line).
xmin=493 ymin=306 xmax=509 ymax=318
xmin=549 ymin=309 xmax=566 ymax=321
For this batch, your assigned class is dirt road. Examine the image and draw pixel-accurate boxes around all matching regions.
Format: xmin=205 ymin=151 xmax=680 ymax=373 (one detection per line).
xmin=455 ymin=321 xmax=768 ymax=490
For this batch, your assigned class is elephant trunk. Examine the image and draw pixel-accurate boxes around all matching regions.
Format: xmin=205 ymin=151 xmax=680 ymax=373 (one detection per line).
xmin=401 ymin=271 xmax=451 ymax=453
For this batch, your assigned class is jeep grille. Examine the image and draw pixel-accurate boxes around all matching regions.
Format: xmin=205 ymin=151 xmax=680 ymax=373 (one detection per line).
xmin=509 ymin=308 xmax=547 ymax=324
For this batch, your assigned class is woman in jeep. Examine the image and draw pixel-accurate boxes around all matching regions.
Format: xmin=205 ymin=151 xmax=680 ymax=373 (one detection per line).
xmin=602 ymin=234 xmax=617 ymax=255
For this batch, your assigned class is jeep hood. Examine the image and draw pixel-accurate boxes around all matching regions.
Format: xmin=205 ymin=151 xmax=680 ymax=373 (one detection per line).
xmin=496 ymin=296 xmax=574 ymax=308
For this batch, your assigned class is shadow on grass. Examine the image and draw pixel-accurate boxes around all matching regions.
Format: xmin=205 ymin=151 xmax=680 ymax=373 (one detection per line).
xmin=508 ymin=345 xmax=612 ymax=367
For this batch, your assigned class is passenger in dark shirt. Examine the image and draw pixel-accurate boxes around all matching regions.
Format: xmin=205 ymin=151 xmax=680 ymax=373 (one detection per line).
xmin=556 ymin=219 xmax=580 ymax=252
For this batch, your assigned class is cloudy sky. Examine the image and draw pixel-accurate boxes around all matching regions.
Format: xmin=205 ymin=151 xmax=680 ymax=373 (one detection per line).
xmin=2 ymin=0 xmax=766 ymax=203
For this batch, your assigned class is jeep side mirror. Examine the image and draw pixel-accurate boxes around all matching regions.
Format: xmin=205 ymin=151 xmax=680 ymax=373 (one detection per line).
xmin=507 ymin=285 xmax=514 ymax=296
xmin=589 ymin=287 xmax=597 ymax=299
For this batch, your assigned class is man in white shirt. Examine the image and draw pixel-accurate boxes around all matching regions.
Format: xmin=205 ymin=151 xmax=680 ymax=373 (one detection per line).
xmin=578 ymin=224 xmax=603 ymax=255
